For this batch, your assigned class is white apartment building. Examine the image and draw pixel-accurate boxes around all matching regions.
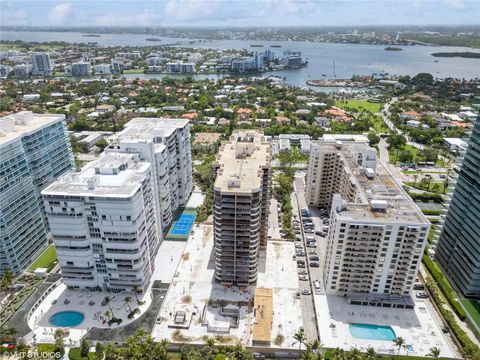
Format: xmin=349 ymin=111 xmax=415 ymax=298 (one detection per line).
xmin=31 ymin=52 xmax=52 ymax=77
xmin=0 ymin=111 xmax=74 ymax=274
xmin=306 ymin=140 xmax=430 ymax=308
xmin=108 ymin=118 xmax=193 ymax=234
xmin=213 ymin=131 xmax=271 ymax=287
xmin=42 ymin=152 xmax=158 ymax=292
xmin=165 ymin=62 xmax=195 ymax=73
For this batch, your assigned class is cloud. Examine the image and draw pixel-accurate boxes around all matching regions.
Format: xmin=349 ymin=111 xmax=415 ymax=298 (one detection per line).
xmin=47 ymin=2 xmax=73 ymax=25
xmin=163 ymin=0 xmax=221 ymax=21
xmin=92 ymin=10 xmax=157 ymax=26
xmin=442 ymin=0 xmax=466 ymax=9
xmin=0 ymin=2 xmax=29 ymax=26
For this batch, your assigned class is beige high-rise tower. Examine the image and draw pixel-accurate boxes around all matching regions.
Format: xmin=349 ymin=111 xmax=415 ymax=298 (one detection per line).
xmin=213 ymin=131 xmax=271 ymax=287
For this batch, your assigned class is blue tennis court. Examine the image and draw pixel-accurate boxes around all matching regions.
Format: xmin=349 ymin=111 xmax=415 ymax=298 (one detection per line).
xmin=170 ymin=213 xmax=196 ymax=236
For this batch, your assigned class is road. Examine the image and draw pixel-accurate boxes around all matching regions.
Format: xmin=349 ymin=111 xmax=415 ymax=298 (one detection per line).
xmin=382 ymin=97 xmax=425 ymax=150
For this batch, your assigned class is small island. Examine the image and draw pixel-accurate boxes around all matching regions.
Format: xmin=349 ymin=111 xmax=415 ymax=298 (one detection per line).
xmin=431 ymin=52 xmax=480 ymax=59
xmin=146 ymin=38 xmax=162 ymax=42
xmin=82 ymin=34 xmax=101 ymax=38
xmin=250 ymin=44 xmax=264 ymax=47
xmin=270 ymin=45 xmax=282 ymax=48
xmin=384 ymin=47 xmax=402 ymax=51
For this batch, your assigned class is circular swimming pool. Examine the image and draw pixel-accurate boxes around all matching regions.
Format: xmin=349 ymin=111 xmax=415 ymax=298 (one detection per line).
xmin=49 ymin=311 xmax=85 ymax=327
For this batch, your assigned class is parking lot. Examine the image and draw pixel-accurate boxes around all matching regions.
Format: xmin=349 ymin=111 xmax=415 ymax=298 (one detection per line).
xmin=286 ymin=173 xmax=336 ymax=342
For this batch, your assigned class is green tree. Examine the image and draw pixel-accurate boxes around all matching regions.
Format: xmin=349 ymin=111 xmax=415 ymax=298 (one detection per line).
xmin=54 ymin=329 xmax=65 ymax=355
xmin=427 ymin=347 xmax=441 ymax=358
xmin=293 ymin=328 xmax=307 ymax=356
xmin=365 ymin=346 xmax=377 ymax=359
xmin=95 ymin=342 xmax=104 ymax=360
xmin=367 ymin=132 xmax=380 ymax=146
xmin=394 ymin=336 xmax=406 ymax=355
xmin=124 ymin=296 xmax=132 ymax=313
xmin=80 ymin=338 xmax=91 ymax=357
xmin=1 ymin=270 xmax=14 ymax=292
xmin=103 ymin=295 xmax=114 ymax=317
xmin=96 ymin=138 xmax=109 ymax=150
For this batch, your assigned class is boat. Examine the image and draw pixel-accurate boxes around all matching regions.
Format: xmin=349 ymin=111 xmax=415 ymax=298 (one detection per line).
xmin=270 ymin=45 xmax=282 ymax=48
xmin=250 ymin=44 xmax=264 ymax=47
xmin=146 ymin=38 xmax=162 ymax=42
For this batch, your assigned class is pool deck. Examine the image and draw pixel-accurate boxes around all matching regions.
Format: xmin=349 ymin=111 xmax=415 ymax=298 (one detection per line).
xmin=315 ymin=294 xmax=456 ymax=358
xmin=27 ymin=282 xmax=153 ymax=345
xmin=152 ymin=224 xmax=303 ymax=348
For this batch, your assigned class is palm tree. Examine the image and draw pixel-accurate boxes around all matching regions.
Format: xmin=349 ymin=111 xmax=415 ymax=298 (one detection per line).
xmin=203 ymin=337 xmax=216 ymax=359
xmin=427 ymin=347 xmax=441 ymax=358
xmin=292 ymin=328 xmax=307 ymax=356
xmin=54 ymin=329 xmax=65 ymax=355
xmin=1 ymin=270 xmax=13 ymax=292
xmin=132 ymin=285 xmax=142 ymax=303
xmin=306 ymin=339 xmax=322 ymax=354
xmin=365 ymin=346 xmax=377 ymax=360
xmin=348 ymin=348 xmax=364 ymax=360
xmin=103 ymin=295 xmax=114 ymax=318
xmin=124 ymin=296 xmax=132 ymax=313
xmin=331 ymin=347 xmax=346 ymax=360
xmin=394 ymin=337 xmax=406 ymax=355
xmin=104 ymin=310 xmax=112 ymax=321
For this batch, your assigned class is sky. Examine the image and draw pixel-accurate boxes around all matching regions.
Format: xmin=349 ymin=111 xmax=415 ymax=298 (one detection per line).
xmin=1 ymin=0 xmax=479 ymax=27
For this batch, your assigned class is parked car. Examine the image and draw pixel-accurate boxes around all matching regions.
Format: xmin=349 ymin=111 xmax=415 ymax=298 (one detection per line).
xmin=295 ymin=243 xmax=303 ymax=248
xmin=299 ymin=275 xmax=308 ymax=281
xmin=298 ymin=269 xmax=307 ymax=275
xmin=304 ymin=229 xmax=314 ymax=234
xmin=413 ymin=283 xmax=424 ymax=290
xmin=310 ymin=262 xmax=320 ymax=267
xmin=310 ymin=256 xmax=320 ymax=261
xmin=308 ymin=249 xmax=317 ymax=255
xmin=416 ymin=292 xmax=428 ymax=299
xmin=307 ymin=243 xmax=317 ymax=248
xmin=301 ymin=289 xmax=311 ymax=295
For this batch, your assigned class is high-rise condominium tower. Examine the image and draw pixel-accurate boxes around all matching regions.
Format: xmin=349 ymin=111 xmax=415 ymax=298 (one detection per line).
xmin=436 ymin=114 xmax=480 ymax=298
xmin=0 ymin=111 xmax=74 ymax=274
xmin=306 ymin=139 xmax=430 ymax=308
xmin=212 ymin=131 xmax=271 ymax=287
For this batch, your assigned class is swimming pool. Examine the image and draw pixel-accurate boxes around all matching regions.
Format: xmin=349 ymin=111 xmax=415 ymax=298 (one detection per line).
xmin=49 ymin=311 xmax=85 ymax=327
xmin=170 ymin=213 xmax=196 ymax=236
xmin=349 ymin=323 xmax=397 ymax=341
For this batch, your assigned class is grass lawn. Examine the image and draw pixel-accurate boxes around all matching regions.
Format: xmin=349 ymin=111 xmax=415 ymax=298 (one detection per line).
xmin=389 ymin=144 xmax=419 ymax=164
xmin=123 ymin=69 xmax=145 ymax=74
xmin=28 ymin=244 xmax=57 ymax=271
xmin=68 ymin=347 xmax=96 ymax=360
xmin=371 ymin=115 xmax=390 ymax=133
xmin=460 ymin=298 xmax=480 ymax=329
xmin=335 ymin=99 xmax=382 ymax=113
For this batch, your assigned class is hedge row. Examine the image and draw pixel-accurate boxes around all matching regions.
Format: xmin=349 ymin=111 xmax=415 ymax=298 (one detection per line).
xmin=423 ymin=254 xmax=466 ymax=320
xmin=424 ymin=271 xmax=480 ymax=358
xmin=409 ymin=192 xmax=444 ymax=203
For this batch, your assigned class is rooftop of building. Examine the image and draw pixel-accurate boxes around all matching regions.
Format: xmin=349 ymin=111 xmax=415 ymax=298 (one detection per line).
xmin=252 ymin=288 xmax=273 ymax=343
xmin=214 ymin=130 xmax=271 ymax=194
xmin=42 ymin=152 xmax=150 ymax=198
xmin=109 ymin=117 xmax=189 ymax=146
xmin=0 ymin=111 xmax=65 ymax=146
xmin=311 ymin=140 xmax=428 ymax=224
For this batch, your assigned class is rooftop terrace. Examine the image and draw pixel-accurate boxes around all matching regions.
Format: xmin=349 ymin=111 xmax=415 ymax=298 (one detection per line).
xmin=312 ymin=140 xmax=428 ymax=224
xmin=42 ymin=152 xmax=150 ymax=198
xmin=214 ymin=130 xmax=271 ymax=193
xmin=0 ymin=111 xmax=65 ymax=146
